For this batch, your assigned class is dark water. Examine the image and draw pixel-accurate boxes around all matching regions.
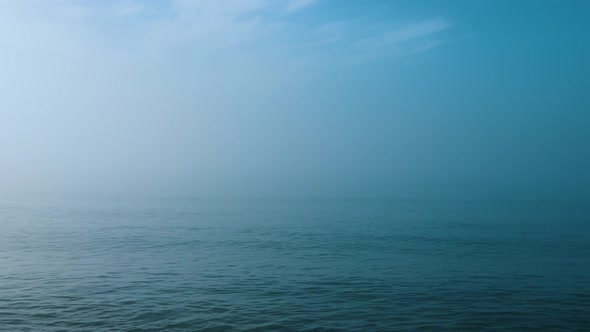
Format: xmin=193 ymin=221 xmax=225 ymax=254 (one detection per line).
xmin=1 ymin=198 xmax=589 ymax=331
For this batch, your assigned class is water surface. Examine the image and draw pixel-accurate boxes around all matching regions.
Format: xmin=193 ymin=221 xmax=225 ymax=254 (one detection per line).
xmin=1 ymin=198 xmax=589 ymax=331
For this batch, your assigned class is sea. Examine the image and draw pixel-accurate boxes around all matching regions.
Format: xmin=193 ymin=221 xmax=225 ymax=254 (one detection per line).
xmin=1 ymin=197 xmax=589 ymax=331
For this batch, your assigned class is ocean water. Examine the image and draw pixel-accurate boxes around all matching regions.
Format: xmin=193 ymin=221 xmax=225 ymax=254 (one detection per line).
xmin=0 ymin=198 xmax=589 ymax=331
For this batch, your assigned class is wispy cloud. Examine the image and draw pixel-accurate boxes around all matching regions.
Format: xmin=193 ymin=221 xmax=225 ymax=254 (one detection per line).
xmin=0 ymin=0 xmax=452 ymax=62
xmin=112 ymin=0 xmax=144 ymax=17
xmin=383 ymin=19 xmax=451 ymax=43
xmin=285 ymin=0 xmax=318 ymax=13
xmin=285 ymin=18 xmax=452 ymax=65
xmin=146 ymin=0 xmax=273 ymax=51
xmin=350 ymin=19 xmax=452 ymax=61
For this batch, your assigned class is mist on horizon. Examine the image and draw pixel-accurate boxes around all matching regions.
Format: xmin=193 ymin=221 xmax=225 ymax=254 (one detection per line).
xmin=1 ymin=0 xmax=588 ymax=201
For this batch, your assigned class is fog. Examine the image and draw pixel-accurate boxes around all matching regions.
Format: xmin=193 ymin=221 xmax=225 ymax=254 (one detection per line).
xmin=1 ymin=0 xmax=588 ymax=200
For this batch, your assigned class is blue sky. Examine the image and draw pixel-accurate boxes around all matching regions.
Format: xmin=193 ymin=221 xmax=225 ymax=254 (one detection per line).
xmin=0 ymin=0 xmax=588 ymax=199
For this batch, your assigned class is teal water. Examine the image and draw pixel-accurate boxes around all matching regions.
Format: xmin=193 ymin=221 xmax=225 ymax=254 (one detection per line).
xmin=1 ymin=198 xmax=589 ymax=331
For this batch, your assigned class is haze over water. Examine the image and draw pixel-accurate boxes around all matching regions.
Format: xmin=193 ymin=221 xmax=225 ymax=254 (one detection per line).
xmin=1 ymin=0 xmax=589 ymax=331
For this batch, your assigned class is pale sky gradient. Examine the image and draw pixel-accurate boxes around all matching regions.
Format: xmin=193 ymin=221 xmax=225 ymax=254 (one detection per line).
xmin=1 ymin=0 xmax=588 ymax=200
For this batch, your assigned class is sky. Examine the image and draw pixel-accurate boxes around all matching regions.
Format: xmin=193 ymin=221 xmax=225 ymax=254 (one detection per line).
xmin=0 ymin=0 xmax=588 ymax=200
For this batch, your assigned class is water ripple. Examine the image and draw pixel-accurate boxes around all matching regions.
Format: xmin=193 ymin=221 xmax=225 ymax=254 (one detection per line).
xmin=1 ymin=199 xmax=589 ymax=331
